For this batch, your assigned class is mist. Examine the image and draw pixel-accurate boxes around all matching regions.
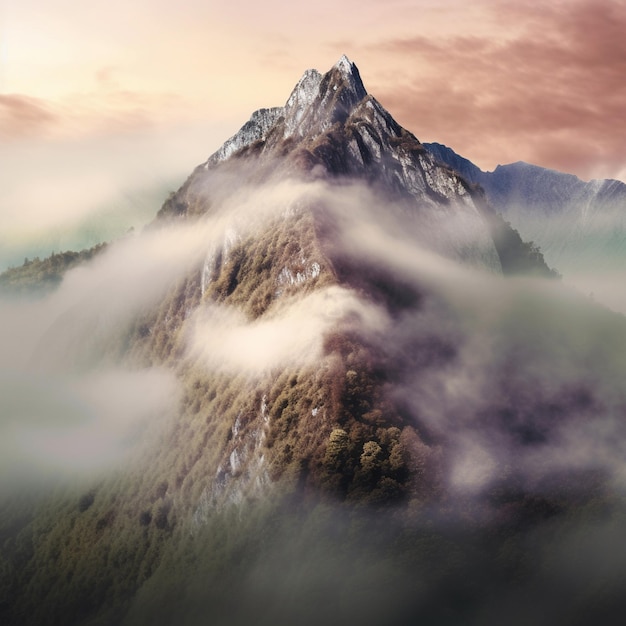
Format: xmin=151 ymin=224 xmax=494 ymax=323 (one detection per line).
xmin=4 ymin=172 xmax=626 ymax=625
xmin=121 ymin=492 xmax=626 ymax=626
xmin=185 ymin=175 xmax=626 ymax=507
xmin=0 ymin=175 xmax=361 ymax=489
xmin=291 ymin=179 xmax=626 ymax=503
xmin=0 ymin=367 xmax=178 ymax=493
xmin=501 ymin=199 xmax=626 ymax=315
xmin=0 ymin=205 xmax=239 ymax=489
xmin=0 ymin=120 xmax=229 ymax=271
xmin=5 ymin=171 xmax=626 ymax=500
xmin=188 ymin=286 xmax=389 ymax=376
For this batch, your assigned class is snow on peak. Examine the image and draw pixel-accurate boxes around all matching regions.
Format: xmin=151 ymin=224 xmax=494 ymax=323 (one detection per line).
xmin=329 ymin=54 xmax=367 ymax=101
xmin=206 ymin=57 xmax=367 ymax=161
xmin=335 ymin=54 xmax=354 ymax=74
xmin=283 ymin=68 xmax=323 ymax=137
xmin=206 ymin=106 xmax=284 ymax=165
xmin=285 ymin=68 xmax=322 ymax=109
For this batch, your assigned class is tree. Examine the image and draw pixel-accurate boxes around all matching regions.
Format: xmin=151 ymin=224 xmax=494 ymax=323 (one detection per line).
xmin=323 ymin=428 xmax=349 ymax=472
xmin=360 ymin=441 xmax=382 ymax=473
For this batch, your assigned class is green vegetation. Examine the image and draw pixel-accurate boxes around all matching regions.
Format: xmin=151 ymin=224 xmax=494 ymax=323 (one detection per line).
xmin=0 ymin=244 xmax=107 ymax=294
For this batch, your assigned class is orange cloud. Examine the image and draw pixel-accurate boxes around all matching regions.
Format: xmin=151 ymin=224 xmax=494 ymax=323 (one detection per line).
xmin=0 ymin=95 xmax=57 ymax=139
xmin=0 ymin=84 xmax=188 ymax=143
xmin=362 ymin=0 xmax=626 ymax=180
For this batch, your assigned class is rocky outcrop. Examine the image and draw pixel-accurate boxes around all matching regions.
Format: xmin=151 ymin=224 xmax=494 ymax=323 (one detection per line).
xmin=174 ymin=56 xmax=510 ymax=273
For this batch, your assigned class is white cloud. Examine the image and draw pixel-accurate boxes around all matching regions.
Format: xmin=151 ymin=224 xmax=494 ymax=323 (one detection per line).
xmin=0 ymin=368 xmax=179 ymax=490
xmin=0 ymin=120 xmax=229 ymax=270
xmin=188 ymin=286 xmax=389 ymax=376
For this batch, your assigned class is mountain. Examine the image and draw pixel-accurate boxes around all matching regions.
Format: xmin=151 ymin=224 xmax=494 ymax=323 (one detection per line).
xmin=2 ymin=56 xmax=626 ymax=626
xmin=158 ymin=56 xmax=555 ymax=278
xmin=425 ymin=142 xmax=626 ymax=289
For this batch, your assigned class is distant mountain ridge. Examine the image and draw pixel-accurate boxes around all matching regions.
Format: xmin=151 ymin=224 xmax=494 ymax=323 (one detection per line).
xmin=425 ymin=142 xmax=626 ymax=276
xmin=425 ymin=141 xmax=626 ymax=219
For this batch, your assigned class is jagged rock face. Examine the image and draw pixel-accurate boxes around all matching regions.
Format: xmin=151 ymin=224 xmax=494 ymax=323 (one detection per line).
xmin=166 ymin=56 xmax=504 ymax=273
xmin=157 ymin=58 xmax=557 ymax=283
xmin=208 ymin=107 xmax=284 ymax=165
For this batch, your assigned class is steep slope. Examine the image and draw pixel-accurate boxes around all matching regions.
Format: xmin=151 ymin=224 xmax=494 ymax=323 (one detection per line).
xmin=132 ymin=54 xmax=559 ymax=509
xmin=161 ymin=56 xmax=554 ymax=276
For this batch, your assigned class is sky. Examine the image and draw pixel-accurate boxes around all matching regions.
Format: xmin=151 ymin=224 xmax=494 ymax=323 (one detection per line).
xmin=1 ymin=0 xmax=625 ymax=266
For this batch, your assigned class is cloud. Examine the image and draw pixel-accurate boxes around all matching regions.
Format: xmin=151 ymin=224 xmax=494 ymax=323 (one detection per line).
xmin=0 ymin=176 xmax=343 ymax=369
xmin=317 ymin=180 xmax=626 ymax=497
xmin=188 ymin=286 xmax=389 ymax=376
xmin=0 ymin=94 xmax=58 ymax=139
xmin=3 ymin=168 xmax=626 ymax=507
xmin=0 ymin=211 xmax=228 ymax=489
xmin=0 ymin=368 xmax=179 ymax=491
xmin=0 ymin=84 xmax=183 ymax=143
xmin=0 ymin=177 xmax=372 ymax=488
xmin=366 ymin=0 xmax=626 ymax=180
xmin=171 ymin=173 xmax=626 ymax=502
xmin=0 ymin=118 xmax=231 ymax=270
xmin=2 ymin=164 xmax=626 ymax=624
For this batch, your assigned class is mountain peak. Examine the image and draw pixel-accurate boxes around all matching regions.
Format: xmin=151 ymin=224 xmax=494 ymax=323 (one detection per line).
xmin=280 ymin=56 xmax=367 ymax=139
xmin=186 ymin=57 xmax=507 ymax=273
xmin=326 ymin=54 xmax=367 ymax=101
xmin=334 ymin=54 xmax=357 ymax=77
xmin=283 ymin=68 xmax=323 ymax=137
xmin=268 ymin=55 xmax=364 ymax=142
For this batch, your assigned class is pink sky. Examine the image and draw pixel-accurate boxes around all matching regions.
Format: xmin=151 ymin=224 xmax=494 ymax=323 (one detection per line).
xmin=1 ymin=0 xmax=625 ymax=262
